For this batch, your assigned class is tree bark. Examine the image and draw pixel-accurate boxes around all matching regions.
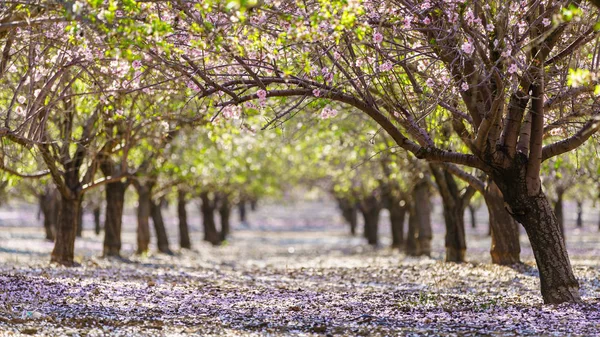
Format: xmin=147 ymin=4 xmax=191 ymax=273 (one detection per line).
xmin=76 ymin=198 xmax=83 ymax=237
xmin=93 ymin=205 xmax=101 ymax=235
xmin=337 ymin=197 xmax=358 ymax=236
xmin=150 ymin=197 xmax=172 ymax=254
xmin=219 ymin=197 xmax=231 ymax=242
xmin=51 ymin=195 xmax=81 ymax=266
xmin=484 ymin=181 xmax=521 ymax=265
xmin=554 ymin=189 xmax=565 ymax=239
xmin=238 ymin=200 xmax=247 ymax=225
xmin=135 ymin=182 xmax=153 ymax=255
xmin=40 ymin=188 xmax=59 ymax=242
xmin=494 ymin=166 xmax=581 ymax=304
xmin=201 ymin=192 xmax=221 ymax=245
xmin=178 ymin=190 xmax=192 ymax=249
xmin=413 ymin=180 xmax=432 ymax=256
xmin=468 ymin=205 xmax=477 ymax=228
xmin=103 ymin=182 xmax=126 ymax=257
xmin=405 ymin=201 xmax=420 ymax=256
xmin=359 ymin=195 xmax=381 ymax=246
xmin=576 ymin=200 xmax=583 ymax=228
xmin=389 ymin=202 xmax=406 ymax=249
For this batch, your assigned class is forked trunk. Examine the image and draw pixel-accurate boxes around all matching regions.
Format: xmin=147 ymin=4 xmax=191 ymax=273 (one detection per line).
xmin=51 ymin=195 xmax=81 ymax=266
xmin=150 ymin=198 xmax=172 ymax=254
xmin=219 ymin=197 xmax=231 ymax=242
xmin=178 ymin=190 xmax=192 ymax=249
xmin=201 ymin=192 xmax=220 ymax=245
xmin=136 ymin=183 xmax=152 ymax=255
xmin=484 ymin=181 xmax=520 ymax=265
xmin=103 ymin=182 xmax=126 ymax=257
xmin=494 ymin=169 xmax=580 ymax=304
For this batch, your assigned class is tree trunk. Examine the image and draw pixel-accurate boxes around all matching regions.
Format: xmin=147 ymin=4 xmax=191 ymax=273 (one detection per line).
xmin=40 ymin=190 xmax=59 ymax=242
xmin=219 ymin=197 xmax=231 ymax=242
xmin=413 ymin=181 xmax=432 ymax=256
xmin=178 ymin=190 xmax=192 ymax=249
xmin=93 ymin=205 xmax=101 ymax=235
xmin=136 ymin=183 xmax=152 ymax=255
xmin=389 ymin=201 xmax=406 ymax=249
xmin=484 ymin=181 xmax=521 ymax=265
xmin=554 ymin=189 xmax=565 ymax=239
xmin=430 ymin=167 xmax=465 ymax=262
xmin=51 ymin=195 xmax=81 ymax=266
xmin=405 ymin=202 xmax=420 ymax=256
xmin=76 ymin=198 xmax=83 ymax=237
xmin=238 ymin=201 xmax=247 ymax=225
xmin=494 ymin=168 xmax=580 ymax=304
xmin=337 ymin=197 xmax=358 ymax=236
xmin=201 ymin=192 xmax=220 ymax=245
xmin=359 ymin=196 xmax=381 ymax=246
xmin=103 ymin=182 xmax=126 ymax=257
xmin=150 ymin=198 xmax=172 ymax=254
xmin=469 ymin=205 xmax=477 ymax=228
xmin=576 ymin=200 xmax=583 ymax=228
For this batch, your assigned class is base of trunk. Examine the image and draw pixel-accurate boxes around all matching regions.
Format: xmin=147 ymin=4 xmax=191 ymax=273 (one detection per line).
xmin=445 ymin=247 xmax=466 ymax=263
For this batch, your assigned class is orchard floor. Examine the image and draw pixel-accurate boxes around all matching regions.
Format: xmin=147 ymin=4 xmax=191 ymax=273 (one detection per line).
xmin=1 ymin=200 xmax=600 ymax=336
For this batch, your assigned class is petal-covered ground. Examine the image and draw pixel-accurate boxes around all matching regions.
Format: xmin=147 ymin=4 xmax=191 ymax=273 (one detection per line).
xmin=1 ymin=200 xmax=600 ymax=336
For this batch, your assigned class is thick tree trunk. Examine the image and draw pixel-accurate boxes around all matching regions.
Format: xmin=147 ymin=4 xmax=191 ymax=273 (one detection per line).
xmin=494 ymin=168 xmax=580 ymax=304
xmin=51 ymin=195 xmax=81 ymax=266
xmin=484 ymin=182 xmax=521 ymax=265
xmin=150 ymin=198 xmax=172 ymax=254
xmin=359 ymin=196 xmax=381 ymax=246
xmin=389 ymin=202 xmax=406 ymax=249
xmin=469 ymin=205 xmax=477 ymax=228
xmin=93 ymin=206 xmax=101 ymax=235
xmin=554 ymin=189 xmax=565 ymax=239
xmin=576 ymin=200 xmax=583 ymax=228
xmin=337 ymin=197 xmax=358 ymax=236
xmin=136 ymin=183 xmax=152 ymax=255
xmin=238 ymin=201 xmax=247 ymax=225
xmin=219 ymin=197 xmax=231 ymax=242
xmin=413 ymin=181 xmax=432 ymax=256
xmin=40 ymin=190 xmax=59 ymax=241
xmin=103 ymin=182 xmax=126 ymax=257
xmin=178 ymin=190 xmax=192 ymax=249
xmin=76 ymin=198 xmax=83 ymax=237
xmin=201 ymin=192 xmax=220 ymax=245
xmin=405 ymin=202 xmax=420 ymax=256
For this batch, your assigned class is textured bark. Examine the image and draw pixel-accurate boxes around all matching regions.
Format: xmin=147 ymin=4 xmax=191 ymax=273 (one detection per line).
xmin=201 ymin=192 xmax=221 ymax=245
xmin=151 ymin=198 xmax=172 ymax=254
xmin=484 ymin=181 xmax=521 ymax=265
xmin=431 ymin=167 xmax=467 ymax=262
xmin=103 ymin=182 xmax=126 ymax=257
xmin=219 ymin=197 xmax=231 ymax=242
xmin=413 ymin=181 xmax=432 ymax=256
xmin=576 ymin=200 xmax=583 ymax=228
xmin=76 ymin=198 xmax=83 ymax=237
xmin=51 ymin=195 xmax=81 ymax=266
xmin=359 ymin=195 xmax=381 ymax=246
xmin=554 ymin=189 xmax=565 ymax=239
xmin=93 ymin=206 xmax=101 ymax=235
xmin=494 ymin=164 xmax=581 ymax=304
xmin=135 ymin=183 xmax=152 ymax=255
xmin=178 ymin=190 xmax=192 ymax=249
xmin=337 ymin=197 xmax=358 ymax=236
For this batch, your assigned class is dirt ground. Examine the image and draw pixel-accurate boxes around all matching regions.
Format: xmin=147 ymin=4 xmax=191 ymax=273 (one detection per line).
xmin=1 ymin=200 xmax=600 ymax=336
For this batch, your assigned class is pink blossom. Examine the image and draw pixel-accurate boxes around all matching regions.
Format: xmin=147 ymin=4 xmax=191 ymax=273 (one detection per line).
xmin=257 ymin=89 xmax=267 ymax=100
xmin=132 ymin=60 xmax=142 ymax=69
xmin=461 ymin=82 xmax=469 ymax=91
xmin=462 ymin=41 xmax=474 ymax=55
xmin=379 ymin=61 xmax=393 ymax=72
xmin=508 ymin=63 xmax=518 ymax=74
xmin=313 ymin=89 xmax=321 ymax=97
xmin=426 ymin=78 xmax=435 ymax=87
xmin=373 ymin=31 xmax=383 ymax=44
xmin=320 ymin=107 xmax=338 ymax=119
xmin=423 ymin=17 xmax=431 ymax=25
xmin=542 ymin=18 xmax=551 ymax=27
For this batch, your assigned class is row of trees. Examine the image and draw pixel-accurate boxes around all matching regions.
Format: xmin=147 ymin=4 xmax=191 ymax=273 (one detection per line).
xmin=0 ymin=0 xmax=599 ymax=304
